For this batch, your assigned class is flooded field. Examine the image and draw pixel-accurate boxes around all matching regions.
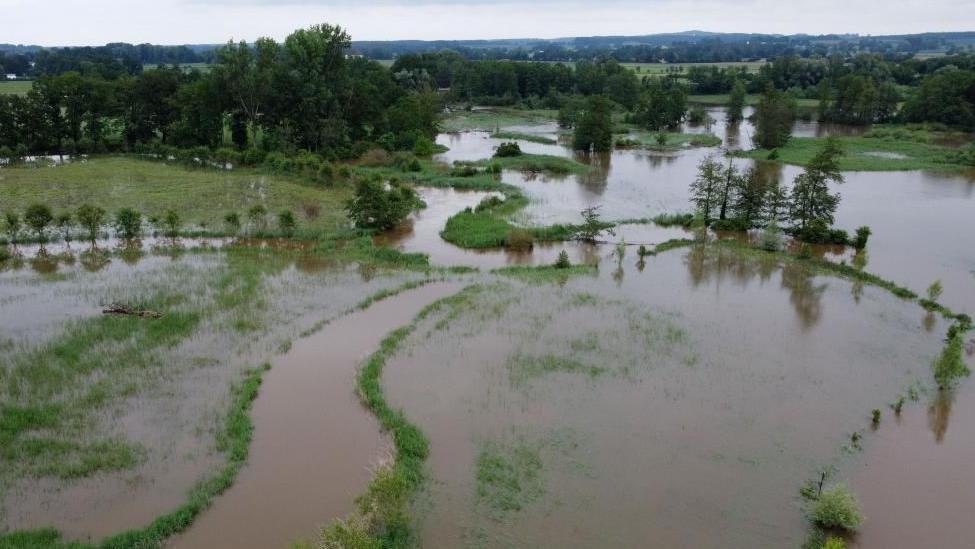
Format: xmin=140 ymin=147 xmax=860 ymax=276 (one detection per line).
xmin=383 ymin=248 xmax=949 ymax=548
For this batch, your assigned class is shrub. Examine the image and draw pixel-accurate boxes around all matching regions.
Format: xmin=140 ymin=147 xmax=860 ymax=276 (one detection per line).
xmin=247 ymin=205 xmax=268 ymax=233
xmin=494 ymin=142 xmax=522 ymax=158
xmin=24 ymin=203 xmax=54 ymax=242
xmin=346 ymin=177 xmax=422 ymax=231
xmin=113 ymin=208 xmax=142 ymax=240
xmin=406 ymin=158 xmax=422 ymax=172
xmin=760 ymin=223 xmax=783 ymax=252
xmin=927 ymin=280 xmax=944 ymax=302
xmin=76 ymin=204 xmax=106 ymax=243
xmin=359 ymin=148 xmax=394 ymax=167
xmin=3 ymin=211 xmax=22 ymax=243
xmin=487 ymin=162 xmax=502 ymax=174
xmin=853 ymin=226 xmax=871 ymax=250
xmin=577 ymin=205 xmax=614 ymax=242
xmin=475 ymin=196 xmax=504 ymax=213
xmin=450 ymin=165 xmax=478 ymax=177
xmin=505 ymin=228 xmax=534 ymax=250
xmin=162 ymin=210 xmax=181 ymax=238
xmin=810 ymin=484 xmax=863 ymax=531
xmin=241 ymin=148 xmax=266 ymax=166
xmin=224 ymin=212 xmax=241 ymax=234
xmin=710 ymin=218 xmax=751 ymax=232
xmin=278 ymin=210 xmax=297 ymax=237
xmin=0 ymin=244 xmax=10 ymax=262
xmin=656 ymin=132 xmax=668 ymax=146
xmin=934 ymin=327 xmax=970 ymax=389
xmin=823 ymin=537 xmax=847 ymax=549
xmin=413 ymin=136 xmax=438 ymax=156
xmin=554 ymin=250 xmax=571 ymax=269
xmin=55 ymin=212 xmax=73 ymax=242
xmin=798 ymin=243 xmax=814 ymax=259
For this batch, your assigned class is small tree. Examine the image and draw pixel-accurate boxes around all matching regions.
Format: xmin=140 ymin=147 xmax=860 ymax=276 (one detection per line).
xmin=572 ymin=95 xmax=614 ymax=152
xmin=689 ymin=155 xmax=724 ymax=224
xmin=927 ymin=280 xmax=944 ymax=302
xmin=114 ymin=208 xmax=143 ymax=240
xmin=753 ymin=85 xmax=797 ymax=149
xmin=247 ymin=205 xmax=268 ymax=233
xmin=24 ymin=204 xmax=53 ymax=244
xmin=790 ymin=138 xmax=845 ymax=231
xmin=762 ymin=179 xmax=790 ymax=226
xmin=224 ymin=212 xmax=241 ymax=234
xmin=278 ymin=209 xmax=297 ymax=237
xmin=853 ymin=226 xmax=871 ymax=250
xmin=554 ymin=250 xmax=571 ymax=269
xmin=494 ymin=142 xmax=522 ymax=158
xmin=162 ymin=210 xmax=181 ymax=238
xmin=727 ymin=79 xmax=747 ymax=123
xmin=55 ymin=211 xmax=73 ymax=244
xmin=3 ymin=211 xmax=22 ymax=244
xmin=76 ymin=204 xmax=106 ymax=244
xmin=576 ymin=205 xmax=614 ymax=242
xmin=760 ymin=222 xmax=782 ymax=252
xmin=346 ymin=177 xmax=422 ymax=231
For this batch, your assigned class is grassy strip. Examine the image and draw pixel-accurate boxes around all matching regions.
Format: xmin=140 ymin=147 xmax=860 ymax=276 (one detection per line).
xmin=491 ymin=131 xmax=558 ymax=145
xmin=440 ymin=210 xmax=581 ymax=249
xmin=319 ymin=286 xmax=480 ymax=548
xmin=737 ymin=135 xmax=973 ymax=171
xmin=615 ymin=130 xmax=722 ymax=151
xmin=638 ymin=238 xmax=697 ymax=256
xmin=493 ymin=264 xmax=598 ymax=283
xmin=463 ymin=153 xmax=591 ymax=176
xmin=0 ymin=80 xmax=32 ymax=96
xmin=0 ymin=364 xmax=270 ymax=549
xmin=687 ymin=94 xmax=819 ymax=108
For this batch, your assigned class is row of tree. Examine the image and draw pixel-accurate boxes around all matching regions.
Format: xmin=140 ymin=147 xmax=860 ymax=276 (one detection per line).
xmin=690 ymin=138 xmax=849 ymax=243
xmin=0 ymin=23 xmax=440 ymax=159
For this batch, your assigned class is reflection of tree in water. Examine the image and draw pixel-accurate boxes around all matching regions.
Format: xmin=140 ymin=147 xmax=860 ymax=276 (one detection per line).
xmin=682 ymin=246 xmax=826 ymax=329
xmin=29 ymin=256 xmax=59 ymax=275
xmin=850 ymin=251 xmax=868 ymax=303
xmin=574 ymin=150 xmax=611 ymax=194
xmin=780 ymin=264 xmax=827 ymax=331
xmin=725 ymin=121 xmax=740 ymax=149
xmin=928 ymin=389 xmax=955 ymax=443
xmin=118 ymin=241 xmax=145 ymax=266
xmin=80 ymin=247 xmax=111 ymax=272
xmin=641 ymin=152 xmax=679 ymax=170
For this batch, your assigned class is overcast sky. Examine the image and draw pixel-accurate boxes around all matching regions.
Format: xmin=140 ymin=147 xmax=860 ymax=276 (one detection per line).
xmin=2 ymin=0 xmax=973 ymax=46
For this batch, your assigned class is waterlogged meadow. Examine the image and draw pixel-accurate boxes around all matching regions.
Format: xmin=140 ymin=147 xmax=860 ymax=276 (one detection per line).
xmin=380 ymin=249 xmax=949 ymax=547
xmin=0 ymin=244 xmax=431 ymax=542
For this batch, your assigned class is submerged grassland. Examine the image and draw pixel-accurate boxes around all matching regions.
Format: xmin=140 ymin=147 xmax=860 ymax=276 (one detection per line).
xmin=0 ymin=241 xmax=436 ymax=547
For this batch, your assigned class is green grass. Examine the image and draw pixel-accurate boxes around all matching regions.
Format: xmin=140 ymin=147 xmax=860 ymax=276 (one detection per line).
xmin=506 ymin=353 xmax=606 ymax=386
xmin=0 ymin=80 xmax=32 ymax=96
xmin=0 ymin=363 xmax=270 ymax=549
xmin=493 ymin=263 xmax=598 ymax=283
xmin=0 ymin=156 xmax=351 ymax=232
xmin=738 ymin=135 xmax=974 ymax=171
xmin=440 ymin=210 xmax=580 ymax=249
xmin=465 ymin=153 xmax=591 ymax=176
xmin=615 ymin=129 xmax=722 ymax=150
xmin=490 ymin=131 xmax=558 ymax=145
xmin=441 ymin=108 xmax=559 ymax=132
xmin=688 ymin=94 xmax=819 ymax=108
xmin=475 ymin=440 xmax=545 ymax=517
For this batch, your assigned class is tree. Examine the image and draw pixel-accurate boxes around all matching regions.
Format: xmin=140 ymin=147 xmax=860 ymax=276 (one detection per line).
xmin=24 ymin=203 xmax=53 ymax=243
xmin=632 ymin=77 xmax=687 ymax=130
xmin=576 ymin=205 xmax=614 ymax=242
xmin=224 ymin=212 xmax=241 ymax=234
xmin=346 ymin=176 xmax=422 ymax=230
xmin=689 ymin=155 xmax=724 ymax=224
xmin=753 ymin=86 xmax=797 ymax=149
xmin=572 ymin=95 xmax=613 ymax=152
xmin=162 ymin=210 xmax=180 ymax=238
xmin=76 ymin=204 xmax=106 ymax=244
xmin=55 ymin=211 xmax=73 ymax=244
xmin=731 ymin=166 xmax=768 ymax=227
xmin=247 ymin=205 xmax=268 ymax=233
xmin=790 ymin=138 xmax=845 ymax=230
xmin=278 ymin=209 xmax=297 ymax=237
xmin=114 ymin=208 xmax=143 ymax=240
xmin=762 ymin=180 xmax=790 ymax=226
xmin=727 ymin=79 xmax=746 ymax=123
xmin=3 ymin=211 xmax=22 ymax=244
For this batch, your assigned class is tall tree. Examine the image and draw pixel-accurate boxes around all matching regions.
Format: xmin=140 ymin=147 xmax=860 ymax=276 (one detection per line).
xmin=727 ymin=79 xmax=746 ymax=123
xmin=789 ymin=137 xmax=845 ymax=230
xmin=689 ymin=155 xmax=724 ymax=224
xmin=753 ymin=85 xmax=797 ymax=149
xmin=572 ymin=95 xmax=613 ymax=152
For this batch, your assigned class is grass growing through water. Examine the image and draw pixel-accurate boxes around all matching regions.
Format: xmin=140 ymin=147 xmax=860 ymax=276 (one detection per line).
xmin=440 ymin=108 xmax=559 ymax=132
xmin=506 ymin=354 xmax=607 ymax=386
xmin=475 ymin=440 xmax=545 ymax=518
xmin=490 ymin=131 xmax=558 ymax=145
xmin=460 ymin=153 xmax=591 ymax=176
xmin=0 ymin=363 xmax=270 ymax=549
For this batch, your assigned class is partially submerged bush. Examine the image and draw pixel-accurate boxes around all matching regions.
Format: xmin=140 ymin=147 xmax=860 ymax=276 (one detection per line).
xmin=224 ymin=212 xmax=241 ymax=234
xmin=554 ymin=250 xmax=571 ymax=269
xmin=760 ymin=223 xmax=783 ymax=252
xmin=475 ymin=196 xmax=504 ymax=213
xmin=162 ymin=210 xmax=181 ymax=238
xmin=853 ymin=226 xmax=871 ymax=250
xmin=494 ymin=142 xmax=522 ymax=158
xmin=934 ymin=325 xmax=971 ymax=390
xmin=823 ymin=537 xmax=847 ymax=549
xmin=278 ymin=210 xmax=297 ymax=237
xmin=24 ymin=203 xmax=53 ymax=243
xmin=346 ymin=176 xmax=422 ymax=231
xmin=505 ymin=228 xmax=534 ymax=250
xmin=113 ymin=208 xmax=143 ymax=240
xmin=76 ymin=204 xmax=106 ymax=243
xmin=811 ymin=484 xmax=863 ymax=531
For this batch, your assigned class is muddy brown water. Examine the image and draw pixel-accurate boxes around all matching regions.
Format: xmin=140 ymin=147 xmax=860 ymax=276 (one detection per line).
xmin=384 ymin=248 xmax=948 ymax=548
xmin=166 ymin=281 xmax=463 ymax=549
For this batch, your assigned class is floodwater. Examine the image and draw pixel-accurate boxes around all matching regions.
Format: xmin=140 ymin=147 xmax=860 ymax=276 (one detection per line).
xmin=383 ymin=247 xmax=947 ymax=548
xmin=170 ymin=281 xmax=464 ymax=548
xmin=434 ymin=108 xmax=975 ymax=313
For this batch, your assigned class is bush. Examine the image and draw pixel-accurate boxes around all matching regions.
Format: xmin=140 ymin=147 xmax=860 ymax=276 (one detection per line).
xmin=475 ymin=196 xmax=504 ymax=213
xmin=359 ymin=148 xmax=394 ymax=167
xmin=346 ymin=176 xmax=422 ymax=231
xmin=247 ymin=205 xmax=268 ymax=233
xmin=823 ymin=537 xmax=847 ymax=549
xmin=853 ymin=226 xmax=871 ymax=250
xmin=810 ymin=484 xmax=863 ymax=531
xmin=407 ymin=158 xmax=422 ymax=172
xmin=796 ymin=220 xmax=849 ymax=245
xmin=76 ymin=204 xmax=106 ymax=243
xmin=450 ymin=165 xmax=478 ymax=177
xmin=278 ymin=210 xmax=297 ymax=237
xmin=241 ymin=148 xmax=267 ymax=166
xmin=113 ymin=208 xmax=142 ymax=240
xmin=3 ymin=211 xmax=22 ymax=243
xmin=162 ymin=210 xmax=180 ymax=238
xmin=505 ymin=228 xmax=534 ymax=250
xmin=934 ymin=327 xmax=970 ymax=389
xmin=224 ymin=212 xmax=241 ymax=234
xmin=554 ymin=250 xmax=571 ymax=269
xmin=710 ymin=217 xmax=751 ymax=232
xmin=494 ymin=142 xmax=522 ymax=158
xmin=24 ymin=203 xmax=53 ymax=242
xmin=798 ymin=243 xmax=814 ymax=259
xmin=760 ymin=223 xmax=783 ymax=252
xmin=0 ymin=244 xmax=10 ymax=262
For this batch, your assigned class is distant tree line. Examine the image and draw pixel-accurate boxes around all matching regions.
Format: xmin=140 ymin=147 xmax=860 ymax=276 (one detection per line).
xmin=0 ymin=23 xmax=440 ymax=159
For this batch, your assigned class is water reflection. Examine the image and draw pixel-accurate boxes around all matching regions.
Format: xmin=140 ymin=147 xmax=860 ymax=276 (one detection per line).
xmin=928 ymin=390 xmax=955 ymax=443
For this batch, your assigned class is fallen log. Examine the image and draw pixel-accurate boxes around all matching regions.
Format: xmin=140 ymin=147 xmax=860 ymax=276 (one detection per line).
xmin=102 ymin=303 xmax=163 ymax=318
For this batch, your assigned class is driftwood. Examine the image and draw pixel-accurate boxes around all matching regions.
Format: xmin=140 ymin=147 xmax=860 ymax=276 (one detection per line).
xmin=102 ymin=303 xmax=163 ymax=319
